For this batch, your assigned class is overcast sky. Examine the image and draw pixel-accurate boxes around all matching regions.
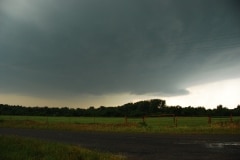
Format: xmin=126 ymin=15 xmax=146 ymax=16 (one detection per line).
xmin=0 ymin=0 xmax=240 ymax=108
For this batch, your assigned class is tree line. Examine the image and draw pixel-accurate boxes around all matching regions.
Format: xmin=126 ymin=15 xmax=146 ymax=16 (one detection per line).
xmin=0 ymin=99 xmax=240 ymax=117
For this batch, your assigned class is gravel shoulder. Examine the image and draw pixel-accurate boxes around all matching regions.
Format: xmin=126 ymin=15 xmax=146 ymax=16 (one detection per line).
xmin=1 ymin=128 xmax=240 ymax=160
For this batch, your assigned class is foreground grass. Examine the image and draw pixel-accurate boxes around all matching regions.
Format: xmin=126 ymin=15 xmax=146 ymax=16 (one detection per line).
xmin=0 ymin=135 xmax=126 ymax=160
xmin=0 ymin=116 xmax=240 ymax=134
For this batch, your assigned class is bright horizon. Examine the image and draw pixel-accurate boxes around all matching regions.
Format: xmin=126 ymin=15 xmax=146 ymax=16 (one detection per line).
xmin=165 ymin=78 xmax=240 ymax=109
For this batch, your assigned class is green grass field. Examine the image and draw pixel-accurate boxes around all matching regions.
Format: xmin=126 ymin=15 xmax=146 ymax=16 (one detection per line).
xmin=0 ymin=135 xmax=125 ymax=160
xmin=0 ymin=115 xmax=240 ymax=134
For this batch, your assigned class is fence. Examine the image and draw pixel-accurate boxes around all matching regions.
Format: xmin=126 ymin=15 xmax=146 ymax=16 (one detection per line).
xmin=124 ymin=115 xmax=240 ymax=128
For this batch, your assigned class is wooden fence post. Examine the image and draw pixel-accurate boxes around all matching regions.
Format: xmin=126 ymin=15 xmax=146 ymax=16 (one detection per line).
xmin=142 ymin=116 xmax=145 ymax=123
xmin=230 ymin=114 xmax=233 ymax=123
xmin=208 ymin=116 xmax=211 ymax=125
xmin=125 ymin=116 xmax=128 ymax=124
xmin=175 ymin=116 xmax=178 ymax=127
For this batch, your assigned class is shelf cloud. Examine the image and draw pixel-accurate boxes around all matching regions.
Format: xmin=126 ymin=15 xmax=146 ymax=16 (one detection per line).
xmin=0 ymin=0 xmax=240 ymax=104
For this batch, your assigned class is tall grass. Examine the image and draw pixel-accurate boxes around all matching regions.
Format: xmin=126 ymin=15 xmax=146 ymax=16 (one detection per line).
xmin=0 ymin=135 xmax=126 ymax=160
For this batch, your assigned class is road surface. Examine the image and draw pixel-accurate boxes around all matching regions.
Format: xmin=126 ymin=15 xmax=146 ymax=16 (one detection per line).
xmin=1 ymin=128 xmax=240 ymax=160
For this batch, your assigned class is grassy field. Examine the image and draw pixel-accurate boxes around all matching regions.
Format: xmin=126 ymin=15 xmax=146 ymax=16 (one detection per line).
xmin=0 ymin=135 xmax=126 ymax=160
xmin=0 ymin=115 xmax=240 ymax=134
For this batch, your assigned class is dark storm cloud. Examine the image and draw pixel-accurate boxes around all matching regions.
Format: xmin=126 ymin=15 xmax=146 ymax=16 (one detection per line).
xmin=0 ymin=0 xmax=240 ymax=98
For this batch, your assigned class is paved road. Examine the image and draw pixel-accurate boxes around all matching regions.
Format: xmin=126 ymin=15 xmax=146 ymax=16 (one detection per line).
xmin=1 ymin=128 xmax=240 ymax=160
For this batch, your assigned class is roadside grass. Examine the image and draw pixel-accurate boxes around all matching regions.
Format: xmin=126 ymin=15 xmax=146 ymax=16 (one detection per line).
xmin=0 ymin=116 xmax=239 ymax=134
xmin=0 ymin=135 xmax=126 ymax=160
